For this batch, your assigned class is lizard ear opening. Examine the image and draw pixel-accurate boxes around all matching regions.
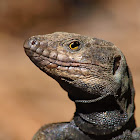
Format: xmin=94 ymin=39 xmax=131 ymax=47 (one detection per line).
xmin=113 ymin=55 xmax=121 ymax=75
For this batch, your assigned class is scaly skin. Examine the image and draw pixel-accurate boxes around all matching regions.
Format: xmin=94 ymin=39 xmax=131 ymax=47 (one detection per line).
xmin=24 ymin=32 xmax=140 ymax=140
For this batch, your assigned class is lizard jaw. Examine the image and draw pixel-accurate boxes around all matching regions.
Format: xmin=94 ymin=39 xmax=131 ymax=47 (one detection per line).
xmin=24 ymin=48 xmax=91 ymax=78
xmin=24 ymin=48 xmax=114 ymax=103
xmin=24 ymin=47 xmax=116 ymax=103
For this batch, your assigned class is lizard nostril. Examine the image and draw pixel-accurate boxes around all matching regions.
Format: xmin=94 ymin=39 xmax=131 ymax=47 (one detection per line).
xmin=29 ymin=38 xmax=39 ymax=46
xmin=24 ymin=37 xmax=40 ymax=50
xmin=29 ymin=38 xmax=40 ymax=51
xmin=31 ymin=40 xmax=36 ymax=45
xmin=113 ymin=55 xmax=121 ymax=75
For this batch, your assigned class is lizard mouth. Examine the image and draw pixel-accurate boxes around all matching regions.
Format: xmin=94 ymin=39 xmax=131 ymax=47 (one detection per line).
xmin=24 ymin=47 xmax=105 ymax=78
xmin=25 ymin=48 xmax=90 ymax=76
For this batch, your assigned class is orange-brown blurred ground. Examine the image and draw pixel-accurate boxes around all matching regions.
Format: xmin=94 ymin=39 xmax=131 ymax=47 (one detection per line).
xmin=0 ymin=0 xmax=140 ymax=140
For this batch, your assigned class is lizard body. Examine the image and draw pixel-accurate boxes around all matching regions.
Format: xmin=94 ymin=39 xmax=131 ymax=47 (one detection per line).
xmin=24 ymin=32 xmax=140 ymax=140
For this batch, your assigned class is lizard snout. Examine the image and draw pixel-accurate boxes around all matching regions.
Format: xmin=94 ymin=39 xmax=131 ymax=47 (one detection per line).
xmin=23 ymin=37 xmax=40 ymax=51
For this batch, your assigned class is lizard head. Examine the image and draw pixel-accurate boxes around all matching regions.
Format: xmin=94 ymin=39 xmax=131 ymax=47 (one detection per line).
xmin=24 ymin=32 xmax=135 ymax=132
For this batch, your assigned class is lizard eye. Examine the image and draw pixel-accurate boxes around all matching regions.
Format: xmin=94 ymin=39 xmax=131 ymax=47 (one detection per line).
xmin=69 ymin=41 xmax=80 ymax=50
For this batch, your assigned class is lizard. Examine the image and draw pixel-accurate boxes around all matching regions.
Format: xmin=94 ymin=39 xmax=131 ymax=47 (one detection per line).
xmin=24 ymin=32 xmax=140 ymax=140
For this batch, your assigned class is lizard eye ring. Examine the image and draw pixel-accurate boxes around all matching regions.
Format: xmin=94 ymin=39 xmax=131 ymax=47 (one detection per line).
xmin=69 ymin=41 xmax=80 ymax=50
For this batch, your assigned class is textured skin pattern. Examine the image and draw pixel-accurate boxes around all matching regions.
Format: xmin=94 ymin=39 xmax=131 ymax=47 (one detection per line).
xmin=24 ymin=32 xmax=140 ymax=140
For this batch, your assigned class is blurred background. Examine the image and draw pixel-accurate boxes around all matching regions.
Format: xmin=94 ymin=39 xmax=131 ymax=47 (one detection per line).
xmin=0 ymin=0 xmax=140 ymax=139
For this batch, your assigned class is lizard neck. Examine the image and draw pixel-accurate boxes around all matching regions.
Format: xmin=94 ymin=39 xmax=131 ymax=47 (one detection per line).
xmin=73 ymin=97 xmax=136 ymax=136
xmin=59 ymin=80 xmax=136 ymax=135
xmin=73 ymin=113 xmax=136 ymax=139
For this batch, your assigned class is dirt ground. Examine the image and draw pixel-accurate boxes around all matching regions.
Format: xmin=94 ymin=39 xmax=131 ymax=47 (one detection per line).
xmin=0 ymin=1 xmax=140 ymax=140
